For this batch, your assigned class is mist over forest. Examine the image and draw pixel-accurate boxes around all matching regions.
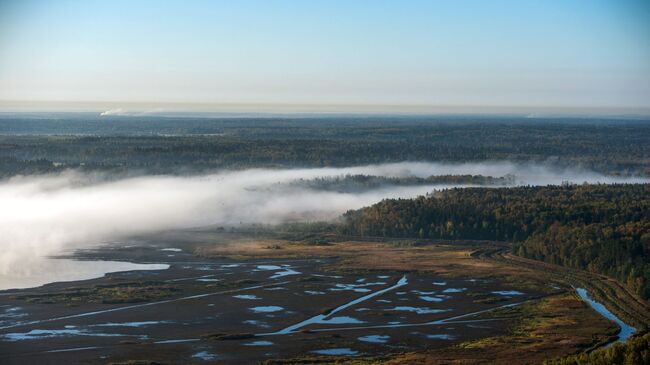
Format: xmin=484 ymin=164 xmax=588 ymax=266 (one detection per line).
xmin=2 ymin=157 xmax=647 ymax=277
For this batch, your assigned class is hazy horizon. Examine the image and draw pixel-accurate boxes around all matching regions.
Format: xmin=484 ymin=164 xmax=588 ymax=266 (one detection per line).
xmin=1 ymin=100 xmax=650 ymax=118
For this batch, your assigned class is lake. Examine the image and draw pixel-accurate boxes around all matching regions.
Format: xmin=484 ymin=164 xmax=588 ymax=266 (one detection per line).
xmin=0 ymin=258 xmax=169 ymax=291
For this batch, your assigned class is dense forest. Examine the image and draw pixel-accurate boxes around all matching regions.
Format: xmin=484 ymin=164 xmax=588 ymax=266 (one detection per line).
xmin=1 ymin=115 xmax=649 ymax=178
xmin=340 ymin=184 xmax=650 ymax=299
xmin=286 ymin=174 xmax=514 ymax=192
xmin=546 ymin=332 xmax=650 ymax=365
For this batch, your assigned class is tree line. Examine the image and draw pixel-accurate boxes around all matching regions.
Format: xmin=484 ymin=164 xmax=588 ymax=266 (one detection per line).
xmin=286 ymin=174 xmax=514 ymax=193
xmin=339 ymin=184 xmax=650 ymax=299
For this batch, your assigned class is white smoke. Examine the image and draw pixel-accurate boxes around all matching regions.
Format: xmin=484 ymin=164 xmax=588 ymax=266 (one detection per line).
xmin=99 ymin=108 xmax=128 ymax=116
xmin=0 ymin=161 xmax=647 ymax=279
xmin=99 ymin=108 xmax=165 ymax=116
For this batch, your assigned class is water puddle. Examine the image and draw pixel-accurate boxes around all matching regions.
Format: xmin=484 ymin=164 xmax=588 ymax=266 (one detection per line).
xmin=304 ymin=290 xmax=326 ymax=295
xmin=160 ymin=248 xmax=182 ymax=252
xmin=412 ymin=290 xmax=436 ymax=295
xmin=442 ymin=288 xmax=466 ymax=293
xmin=269 ymin=268 xmax=301 ymax=279
xmin=250 ymin=306 xmax=284 ymax=313
xmin=313 ymin=274 xmax=343 ymax=279
xmin=419 ymin=296 xmax=445 ymax=302
xmin=318 ymin=316 xmax=364 ymax=324
xmin=92 ymin=321 xmax=168 ymax=327
xmin=386 ymin=306 xmax=451 ymax=315
xmin=257 ymin=265 xmax=281 ymax=270
xmin=358 ymin=335 xmax=390 ymax=343
xmin=311 ymin=348 xmax=359 ymax=356
xmin=491 ymin=290 xmax=523 ymax=296
xmin=243 ymin=319 xmax=271 ymax=328
xmin=425 ymin=333 xmax=455 ymax=340
xmin=192 ymin=351 xmax=217 ymax=361
xmin=234 ymin=294 xmax=260 ymax=300
xmin=194 ymin=266 xmax=216 ymax=271
xmin=2 ymin=328 xmax=147 ymax=341
xmin=244 ymin=340 xmax=274 ymax=346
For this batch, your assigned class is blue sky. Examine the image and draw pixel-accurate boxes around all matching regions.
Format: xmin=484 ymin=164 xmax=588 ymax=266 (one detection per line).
xmin=0 ymin=0 xmax=648 ymax=113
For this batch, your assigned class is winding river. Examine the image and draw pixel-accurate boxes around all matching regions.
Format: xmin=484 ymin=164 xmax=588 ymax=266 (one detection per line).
xmin=575 ymin=287 xmax=636 ymax=344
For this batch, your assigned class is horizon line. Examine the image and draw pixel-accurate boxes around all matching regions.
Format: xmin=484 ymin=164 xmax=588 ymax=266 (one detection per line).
xmin=1 ymin=100 xmax=650 ymax=118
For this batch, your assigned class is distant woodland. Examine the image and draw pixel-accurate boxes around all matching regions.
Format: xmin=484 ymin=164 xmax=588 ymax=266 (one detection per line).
xmin=286 ymin=174 xmax=515 ymax=192
xmin=1 ymin=116 xmax=649 ymax=177
xmin=340 ymin=184 xmax=650 ymax=299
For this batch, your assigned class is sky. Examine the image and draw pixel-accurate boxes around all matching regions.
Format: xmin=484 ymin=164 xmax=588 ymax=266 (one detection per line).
xmin=0 ymin=0 xmax=649 ymax=114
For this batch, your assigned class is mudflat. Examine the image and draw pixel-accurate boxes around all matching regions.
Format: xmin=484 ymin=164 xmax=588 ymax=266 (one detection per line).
xmin=0 ymin=232 xmax=617 ymax=364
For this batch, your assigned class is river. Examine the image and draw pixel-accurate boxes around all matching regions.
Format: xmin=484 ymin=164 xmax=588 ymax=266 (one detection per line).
xmin=575 ymin=287 xmax=636 ymax=344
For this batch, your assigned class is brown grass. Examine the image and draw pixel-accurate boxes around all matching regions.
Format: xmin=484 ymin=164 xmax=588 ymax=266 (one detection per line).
xmin=198 ymin=238 xmax=505 ymax=276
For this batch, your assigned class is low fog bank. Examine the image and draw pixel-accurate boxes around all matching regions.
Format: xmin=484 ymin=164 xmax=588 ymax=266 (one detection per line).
xmin=1 ymin=161 xmax=648 ymax=278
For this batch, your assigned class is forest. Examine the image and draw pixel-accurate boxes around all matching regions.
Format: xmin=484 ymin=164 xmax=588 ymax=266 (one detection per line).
xmin=286 ymin=174 xmax=514 ymax=192
xmin=1 ymin=115 xmax=649 ymax=178
xmin=340 ymin=184 xmax=650 ymax=299
xmin=546 ymin=332 xmax=650 ymax=365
